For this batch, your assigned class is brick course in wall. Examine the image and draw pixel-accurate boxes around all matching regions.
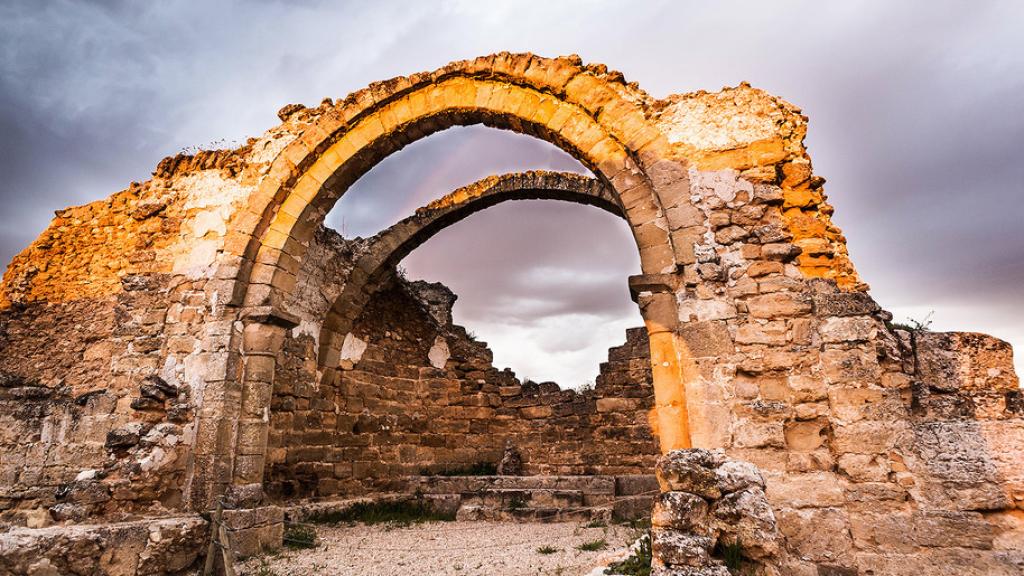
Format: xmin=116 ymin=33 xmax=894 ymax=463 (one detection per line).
xmin=264 ymin=228 xmax=658 ymax=500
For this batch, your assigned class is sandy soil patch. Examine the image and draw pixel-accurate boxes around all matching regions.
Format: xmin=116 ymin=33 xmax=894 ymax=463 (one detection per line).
xmin=240 ymin=520 xmax=642 ymax=576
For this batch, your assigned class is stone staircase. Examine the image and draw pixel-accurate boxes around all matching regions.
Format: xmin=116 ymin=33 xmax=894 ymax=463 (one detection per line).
xmin=396 ymin=474 xmax=659 ymax=522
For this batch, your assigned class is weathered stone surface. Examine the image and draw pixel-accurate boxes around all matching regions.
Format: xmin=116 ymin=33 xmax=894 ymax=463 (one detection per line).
xmin=819 ymin=316 xmax=878 ymax=343
xmin=0 ymin=516 xmax=207 ymax=575
xmin=656 ymin=449 xmax=721 ymax=499
xmin=776 ymin=507 xmax=855 ymax=564
xmin=652 ymin=528 xmax=715 ymax=567
xmin=711 ymin=487 xmax=780 ymax=559
xmin=811 ymin=290 xmax=881 ymax=317
xmin=715 ymin=460 xmax=765 ymax=493
xmin=0 ymin=52 xmax=1019 ymax=576
xmin=747 ymin=293 xmax=813 ymax=319
xmin=652 ymin=452 xmax=780 ymax=573
xmin=652 ymin=491 xmax=710 ymax=532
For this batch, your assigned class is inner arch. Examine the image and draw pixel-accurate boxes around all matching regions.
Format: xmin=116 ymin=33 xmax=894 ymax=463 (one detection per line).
xmin=317 ymin=171 xmax=626 ymax=370
xmin=402 ymin=200 xmax=641 ymax=387
xmin=326 ymin=125 xmax=589 ymax=238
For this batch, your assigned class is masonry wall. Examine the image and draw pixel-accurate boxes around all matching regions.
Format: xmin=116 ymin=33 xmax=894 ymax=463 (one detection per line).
xmin=263 ymin=227 xmax=659 ymax=500
xmin=0 ymin=53 xmax=1021 ymax=575
xmin=0 ymin=175 xmax=233 ymax=525
xmin=640 ymin=163 xmax=1024 ymax=574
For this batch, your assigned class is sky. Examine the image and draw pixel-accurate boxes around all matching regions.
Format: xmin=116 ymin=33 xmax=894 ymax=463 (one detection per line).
xmin=1 ymin=0 xmax=1021 ymax=386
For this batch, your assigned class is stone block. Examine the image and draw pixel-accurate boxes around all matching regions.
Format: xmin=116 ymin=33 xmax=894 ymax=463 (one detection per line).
xmin=715 ymin=460 xmax=765 ymax=493
xmin=656 ymin=450 xmax=722 ymax=499
xmin=819 ymin=317 xmax=878 ymax=343
xmin=836 ymin=453 xmax=891 ymax=482
xmin=678 ymin=321 xmax=734 ymax=359
xmin=652 ymin=491 xmax=710 ymax=532
xmin=775 ymin=507 xmax=854 ymax=563
xmin=747 ymin=293 xmax=812 ymax=319
xmin=784 ymin=419 xmax=828 ymax=452
xmin=735 ymin=320 xmax=788 ymax=345
xmin=711 ymin=487 xmax=780 ymax=560
xmin=765 ymin=472 xmax=846 ymax=508
xmin=651 ymin=527 xmax=715 ymax=567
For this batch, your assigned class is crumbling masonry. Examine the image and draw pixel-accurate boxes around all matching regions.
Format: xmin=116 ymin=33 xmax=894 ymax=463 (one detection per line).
xmin=0 ymin=53 xmax=1021 ymax=575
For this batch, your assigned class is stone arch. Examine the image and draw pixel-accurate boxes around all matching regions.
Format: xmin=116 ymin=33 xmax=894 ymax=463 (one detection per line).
xmin=231 ymin=55 xmax=680 ymax=316
xmin=205 ymin=54 xmax=696 ymax=507
xmin=316 ymin=170 xmax=624 ymax=374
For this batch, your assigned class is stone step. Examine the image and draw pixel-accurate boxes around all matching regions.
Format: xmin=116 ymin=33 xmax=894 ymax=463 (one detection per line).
xmin=615 ymin=474 xmax=660 ymax=496
xmin=391 ymin=474 xmax=658 ymax=522
xmin=460 ymin=488 xmax=587 ymax=510
xmin=456 ymin=504 xmax=611 ymax=523
xmin=612 ymin=494 xmax=655 ymax=522
xmin=398 ymin=474 xmax=617 ymax=496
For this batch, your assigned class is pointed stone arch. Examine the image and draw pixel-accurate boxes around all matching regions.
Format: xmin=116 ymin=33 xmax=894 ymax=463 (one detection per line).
xmin=199 ymin=54 xmax=698 ymax=508
xmin=316 ymin=170 xmax=624 ymax=377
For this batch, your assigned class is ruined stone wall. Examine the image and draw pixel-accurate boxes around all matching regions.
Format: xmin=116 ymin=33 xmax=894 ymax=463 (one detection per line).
xmin=0 ymin=52 xmax=1021 ymax=575
xmin=0 ymin=111 xmax=318 ymax=524
xmin=636 ymin=121 xmax=1024 ymax=573
xmin=0 ymin=174 xmax=227 ymax=525
xmin=263 ymin=227 xmax=658 ymax=500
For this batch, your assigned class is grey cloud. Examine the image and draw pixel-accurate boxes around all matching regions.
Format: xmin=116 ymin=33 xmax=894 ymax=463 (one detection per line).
xmin=1 ymin=0 xmax=1022 ymax=382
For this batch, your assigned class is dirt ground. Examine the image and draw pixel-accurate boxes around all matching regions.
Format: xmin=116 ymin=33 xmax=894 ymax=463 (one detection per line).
xmin=239 ymin=520 xmax=642 ymax=576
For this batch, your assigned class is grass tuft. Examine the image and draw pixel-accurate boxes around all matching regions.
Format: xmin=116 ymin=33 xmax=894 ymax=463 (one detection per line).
xmin=536 ymin=545 xmax=560 ymax=555
xmin=715 ymin=538 xmax=744 ymax=571
xmin=309 ymin=499 xmax=455 ymax=526
xmin=604 ymin=533 xmax=651 ymax=576
xmin=283 ymin=524 xmax=317 ymax=550
xmin=577 ymin=538 xmax=608 ymax=552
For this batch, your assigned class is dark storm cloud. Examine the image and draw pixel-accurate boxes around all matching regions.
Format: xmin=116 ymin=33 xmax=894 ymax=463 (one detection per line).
xmin=1 ymin=0 xmax=1021 ymax=384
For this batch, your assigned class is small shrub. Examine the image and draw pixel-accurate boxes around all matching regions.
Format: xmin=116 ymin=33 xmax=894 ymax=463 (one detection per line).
xmin=253 ymin=558 xmax=281 ymax=576
xmin=887 ymin=311 xmax=934 ymax=333
xmin=507 ymin=494 xmax=528 ymax=510
xmin=283 ymin=524 xmax=317 ymax=549
xmin=577 ymin=539 xmax=608 ymax=552
xmin=715 ymin=539 xmax=744 ymax=571
xmin=619 ymin=517 xmax=652 ymax=531
xmin=536 ymin=545 xmax=560 ymax=555
xmin=604 ymin=533 xmax=651 ymax=576
xmin=434 ymin=462 xmax=498 ymax=476
xmin=309 ymin=499 xmax=454 ymax=526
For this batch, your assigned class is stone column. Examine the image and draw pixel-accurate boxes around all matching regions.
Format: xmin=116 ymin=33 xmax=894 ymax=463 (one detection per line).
xmin=227 ymin=308 xmax=298 ymax=507
xmin=632 ymin=274 xmax=692 ymax=452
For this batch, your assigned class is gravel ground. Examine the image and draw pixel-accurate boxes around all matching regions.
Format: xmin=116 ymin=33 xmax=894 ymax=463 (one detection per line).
xmin=239 ymin=520 xmax=642 ymax=576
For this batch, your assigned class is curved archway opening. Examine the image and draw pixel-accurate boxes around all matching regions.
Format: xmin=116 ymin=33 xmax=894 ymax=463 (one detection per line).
xmin=315 ymin=168 xmax=626 ymax=375
xmin=207 ymin=60 xmax=694 ymax=509
xmin=265 ymin=178 xmax=659 ymax=503
xmin=400 ymin=198 xmax=641 ymax=388
xmin=326 ymin=125 xmax=588 ymax=238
